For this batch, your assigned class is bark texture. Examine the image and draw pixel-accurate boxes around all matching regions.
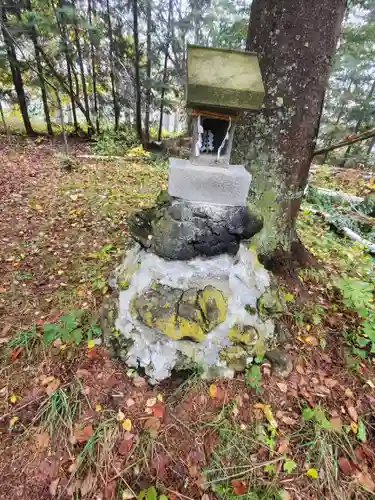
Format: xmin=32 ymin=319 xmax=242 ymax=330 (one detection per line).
xmin=232 ymin=0 xmax=346 ymax=267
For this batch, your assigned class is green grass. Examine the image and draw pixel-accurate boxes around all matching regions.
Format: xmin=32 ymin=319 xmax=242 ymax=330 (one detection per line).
xmin=6 ymin=325 xmax=38 ymax=355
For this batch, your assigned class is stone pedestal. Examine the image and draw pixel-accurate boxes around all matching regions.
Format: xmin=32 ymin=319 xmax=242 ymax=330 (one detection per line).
xmin=103 ymin=244 xmax=277 ymax=384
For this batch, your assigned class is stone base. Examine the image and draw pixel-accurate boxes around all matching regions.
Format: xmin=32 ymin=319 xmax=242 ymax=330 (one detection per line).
xmin=104 ymin=244 xmax=279 ymax=384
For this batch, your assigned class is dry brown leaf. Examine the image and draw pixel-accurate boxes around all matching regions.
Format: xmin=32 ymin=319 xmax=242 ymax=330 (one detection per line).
xmin=146 ymin=397 xmax=157 ymax=407
xmin=0 ymin=337 xmax=11 ymax=345
xmin=277 ymin=439 xmax=290 ymax=454
xmin=74 ymin=424 xmax=93 ymax=444
xmin=49 ymin=478 xmax=60 ymax=497
xmin=144 ymin=416 xmax=161 ymax=437
xmin=324 ymin=378 xmax=339 ymax=388
xmin=276 ymin=382 xmax=288 ymax=393
xmin=46 ymin=378 xmax=61 ymax=396
xmin=35 ymin=430 xmax=50 ymax=450
xmin=347 ymin=406 xmax=358 ymax=422
xmin=355 ymin=471 xmax=375 ymax=492
xmin=296 ymin=364 xmax=305 ymax=375
xmin=338 ymin=456 xmax=355 ymax=476
xmin=126 ymin=398 xmax=135 ymax=407
xmin=133 ymin=376 xmax=147 ymax=388
xmin=41 ymin=375 xmax=55 ymax=386
xmin=329 ymin=416 xmax=343 ymax=432
xmin=315 ymin=385 xmax=331 ymax=395
xmin=118 ymin=433 xmax=134 ymax=456
xmin=152 ymin=402 xmax=165 ymax=420
xmin=80 ymin=471 xmax=96 ymax=497
xmin=304 ymin=335 xmax=319 ymax=346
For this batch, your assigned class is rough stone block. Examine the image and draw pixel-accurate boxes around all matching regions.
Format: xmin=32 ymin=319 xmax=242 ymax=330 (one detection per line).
xmin=168 ymin=158 xmax=251 ymax=206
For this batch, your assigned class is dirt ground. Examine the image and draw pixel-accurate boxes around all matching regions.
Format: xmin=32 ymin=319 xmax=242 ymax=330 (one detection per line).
xmin=0 ymin=136 xmax=374 ymax=500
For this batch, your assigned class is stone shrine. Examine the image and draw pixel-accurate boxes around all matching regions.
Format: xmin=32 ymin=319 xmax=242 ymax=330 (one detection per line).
xmin=103 ymin=46 xmax=284 ymax=383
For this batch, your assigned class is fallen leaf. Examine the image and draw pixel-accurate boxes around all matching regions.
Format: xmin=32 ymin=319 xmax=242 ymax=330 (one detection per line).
xmin=126 ymin=398 xmax=135 ymax=407
xmin=277 ymin=439 xmax=290 ymax=454
xmin=103 ymin=480 xmax=116 ymax=500
xmin=281 ymin=415 xmax=298 ymax=426
xmin=35 ymin=430 xmax=50 ymax=450
xmin=118 ymin=433 xmax=134 ymax=456
xmin=351 ymin=421 xmax=358 ymax=434
xmin=122 ymin=489 xmax=135 ymax=499
xmin=74 ymin=424 xmax=93 ymax=444
xmin=345 ymin=388 xmax=354 ymax=398
xmin=9 ymin=416 xmax=18 ymax=428
xmin=144 ymin=416 xmax=161 ymax=436
xmin=306 ymin=468 xmax=318 ymax=479
xmin=133 ymin=376 xmax=146 ymax=388
xmin=254 ymin=403 xmax=277 ymax=428
xmin=231 ymin=479 xmax=247 ymax=495
xmin=157 ymin=393 xmax=164 ymax=402
xmin=80 ymin=471 xmax=96 ymax=496
xmin=117 ymin=410 xmax=125 ymax=421
xmin=347 ymin=406 xmax=358 ymax=422
xmin=338 ymin=456 xmax=356 ymax=476
xmin=49 ymin=478 xmax=60 ymax=496
xmin=296 ymin=364 xmax=305 ymax=375
xmin=46 ymin=378 xmax=61 ymax=396
xmin=329 ymin=416 xmax=343 ymax=432
xmin=304 ymin=335 xmax=319 ymax=346
xmin=122 ymin=419 xmax=132 ymax=431
xmin=324 ymin=378 xmax=339 ymax=388
xmin=87 ymin=339 xmax=95 ymax=349
xmin=95 ymin=403 xmax=103 ymax=412
xmin=9 ymin=394 xmax=17 ymax=404
xmin=201 ymin=495 xmax=210 ymax=500
xmin=276 ymin=382 xmax=288 ymax=393
xmin=10 ymin=347 xmax=23 ymax=362
xmin=355 ymin=471 xmax=375 ymax=492
xmin=41 ymin=375 xmax=55 ymax=386
xmin=87 ymin=347 xmax=101 ymax=359
xmin=280 ymin=491 xmax=291 ymax=500
xmin=152 ymin=402 xmax=165 ymax=420
xmin=209 ymin=384 xmax=217 ymax=398
xmin=146 ymin=397 xmax=157 ymax=407
xmin=0 ymin=337 xmax=11 ymax=345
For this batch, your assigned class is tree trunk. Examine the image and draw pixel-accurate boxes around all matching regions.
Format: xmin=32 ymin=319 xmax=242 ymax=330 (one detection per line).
xmin=26 ymin=0 xmax=53 ymax=135
xmin=158 ymin=0 xmax=173 ymax=141
xmin=55 ymin=0 xmax=78 ymax=132
xmin=106 ymin=0 xmax=120 ymax=130
xmin=72 ymin=1 xmax=92 ymax=134
xmin=232 ymin=0 xmax=346 ymax=270
xmin=144 ymin=0 xmax=152 ymax=144
xmin=0 ymin=98 xmax=8 ymax=134
xmin=1 ymin=8 xmax=35 ymax=136
xmin=133 ymin=0 xmax=143 ymax=141
xmin=88 ymin=0 xmax=99 ymax=132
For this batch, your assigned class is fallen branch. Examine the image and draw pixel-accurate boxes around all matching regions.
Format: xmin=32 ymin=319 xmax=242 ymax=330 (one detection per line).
xmin=77 ymin=154 xmax=145 ymax=161
xmin=310 ymin=208 xmax=375 ymax=254
xmin=313 ymin=127 xmax=375 ymax=156
xmin=314 ymin=187 xmax=364 ymax=204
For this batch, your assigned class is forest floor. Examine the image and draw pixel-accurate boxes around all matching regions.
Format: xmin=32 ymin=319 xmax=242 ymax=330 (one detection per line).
xmin=0 ymin=136 xmax=375 ymax=500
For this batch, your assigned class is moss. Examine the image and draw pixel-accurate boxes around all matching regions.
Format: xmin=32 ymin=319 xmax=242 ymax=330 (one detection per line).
xmin=228 ymin=325 xmax=258 ymax=346
xmin=118 ymin=280 xmax=130 ymax=290
xmin=257 ymin=288 xmax=286 ymax=318
xmin=220 ymin=346 xmax=248 ymax=371
xmin=245 ymin=304 xmax=257 ymax=316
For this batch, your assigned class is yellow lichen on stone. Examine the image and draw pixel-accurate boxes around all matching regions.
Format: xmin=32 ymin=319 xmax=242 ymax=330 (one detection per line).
xmin=197 ymin=286 xmax=227 ymax=330
xmin=154 ymin=315 xmax=205 ymax=342
xmin=228 ymin=325 xmax=258 ymax=346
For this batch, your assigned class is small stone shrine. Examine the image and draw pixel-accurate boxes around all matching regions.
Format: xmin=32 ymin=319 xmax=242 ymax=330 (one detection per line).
xmin=103 ymin=46 xmax=284 ymax=383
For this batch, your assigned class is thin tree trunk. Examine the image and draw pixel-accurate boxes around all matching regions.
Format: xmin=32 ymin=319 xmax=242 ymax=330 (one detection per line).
xmin=1 ymin=7 xmax=35 ymax=136
xmin=133 ymin=0 xmax=142 ymax=140
xmin=233 ymin=0 xmax=346 ymax=269
xmin=367 ymin=136 xmax=375 ymax=156
xmin=343 ymin=78 xmax=375 ymax=165
xmin=54 ymin=0 xmax=78 ymax=132
xmin=158 ymin=0 xmax=172 ymax=141
xmin=144 ymin=0 xmax=152 ymax=144
xmin=72 ymin=1 xmax=92 ymax=134
xmin=106 ymin=0 xmax=120 ymax=130
xmin=55 ymin=89 xmax=69 ymax=156
xmin=26 ymin=0 xmax=53 ymax=135
xmin=88 ymin=0 xmax=99 ymax=132
xmin=0 ymin=99 xmax=8 ymax=135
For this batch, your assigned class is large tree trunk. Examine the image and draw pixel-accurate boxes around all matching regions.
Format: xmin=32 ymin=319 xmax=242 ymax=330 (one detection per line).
xmin=26 ymin=0 xmax=53 ymax=135
xmin=133 ymin=0 xmax=143 ymax=141
xmin=144 ymin=0 xmax=152 ymax=144
xmin=232 ymin=0 xmax=346 ymax=270
xmin=158 ymin=0 xmax=173 ymax=141
xmin=1 ymin=8 xmax=35 ymax=136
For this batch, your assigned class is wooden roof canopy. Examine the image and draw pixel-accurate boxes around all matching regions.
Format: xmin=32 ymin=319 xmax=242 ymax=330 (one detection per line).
xmin=186 ymin=45 xmax=265 ymax=114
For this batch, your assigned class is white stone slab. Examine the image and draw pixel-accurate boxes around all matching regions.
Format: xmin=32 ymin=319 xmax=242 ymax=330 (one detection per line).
xmin=168 ymin=158 xmax=251 ymax=206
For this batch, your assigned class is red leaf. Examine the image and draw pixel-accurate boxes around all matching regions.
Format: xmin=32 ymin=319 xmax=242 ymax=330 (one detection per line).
xmin=103 ymin=481 xmax=116 ymax=500
xmin=231 ymin=480 xmax=247 ymax=496
xmin=338 ymin=456 xmax=356 ymax=476
xmin=10 ymin=347 xmax=23 ymax=362
xmin=118 ymin=434 xmax=134 ymax=456
xmin=86 ymin=347 xmax=101 ymax=359
xmin=152 ymin=402 xmax=165 ymax=420
xmin=74 ymin=424 xmax=93 ymax=444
